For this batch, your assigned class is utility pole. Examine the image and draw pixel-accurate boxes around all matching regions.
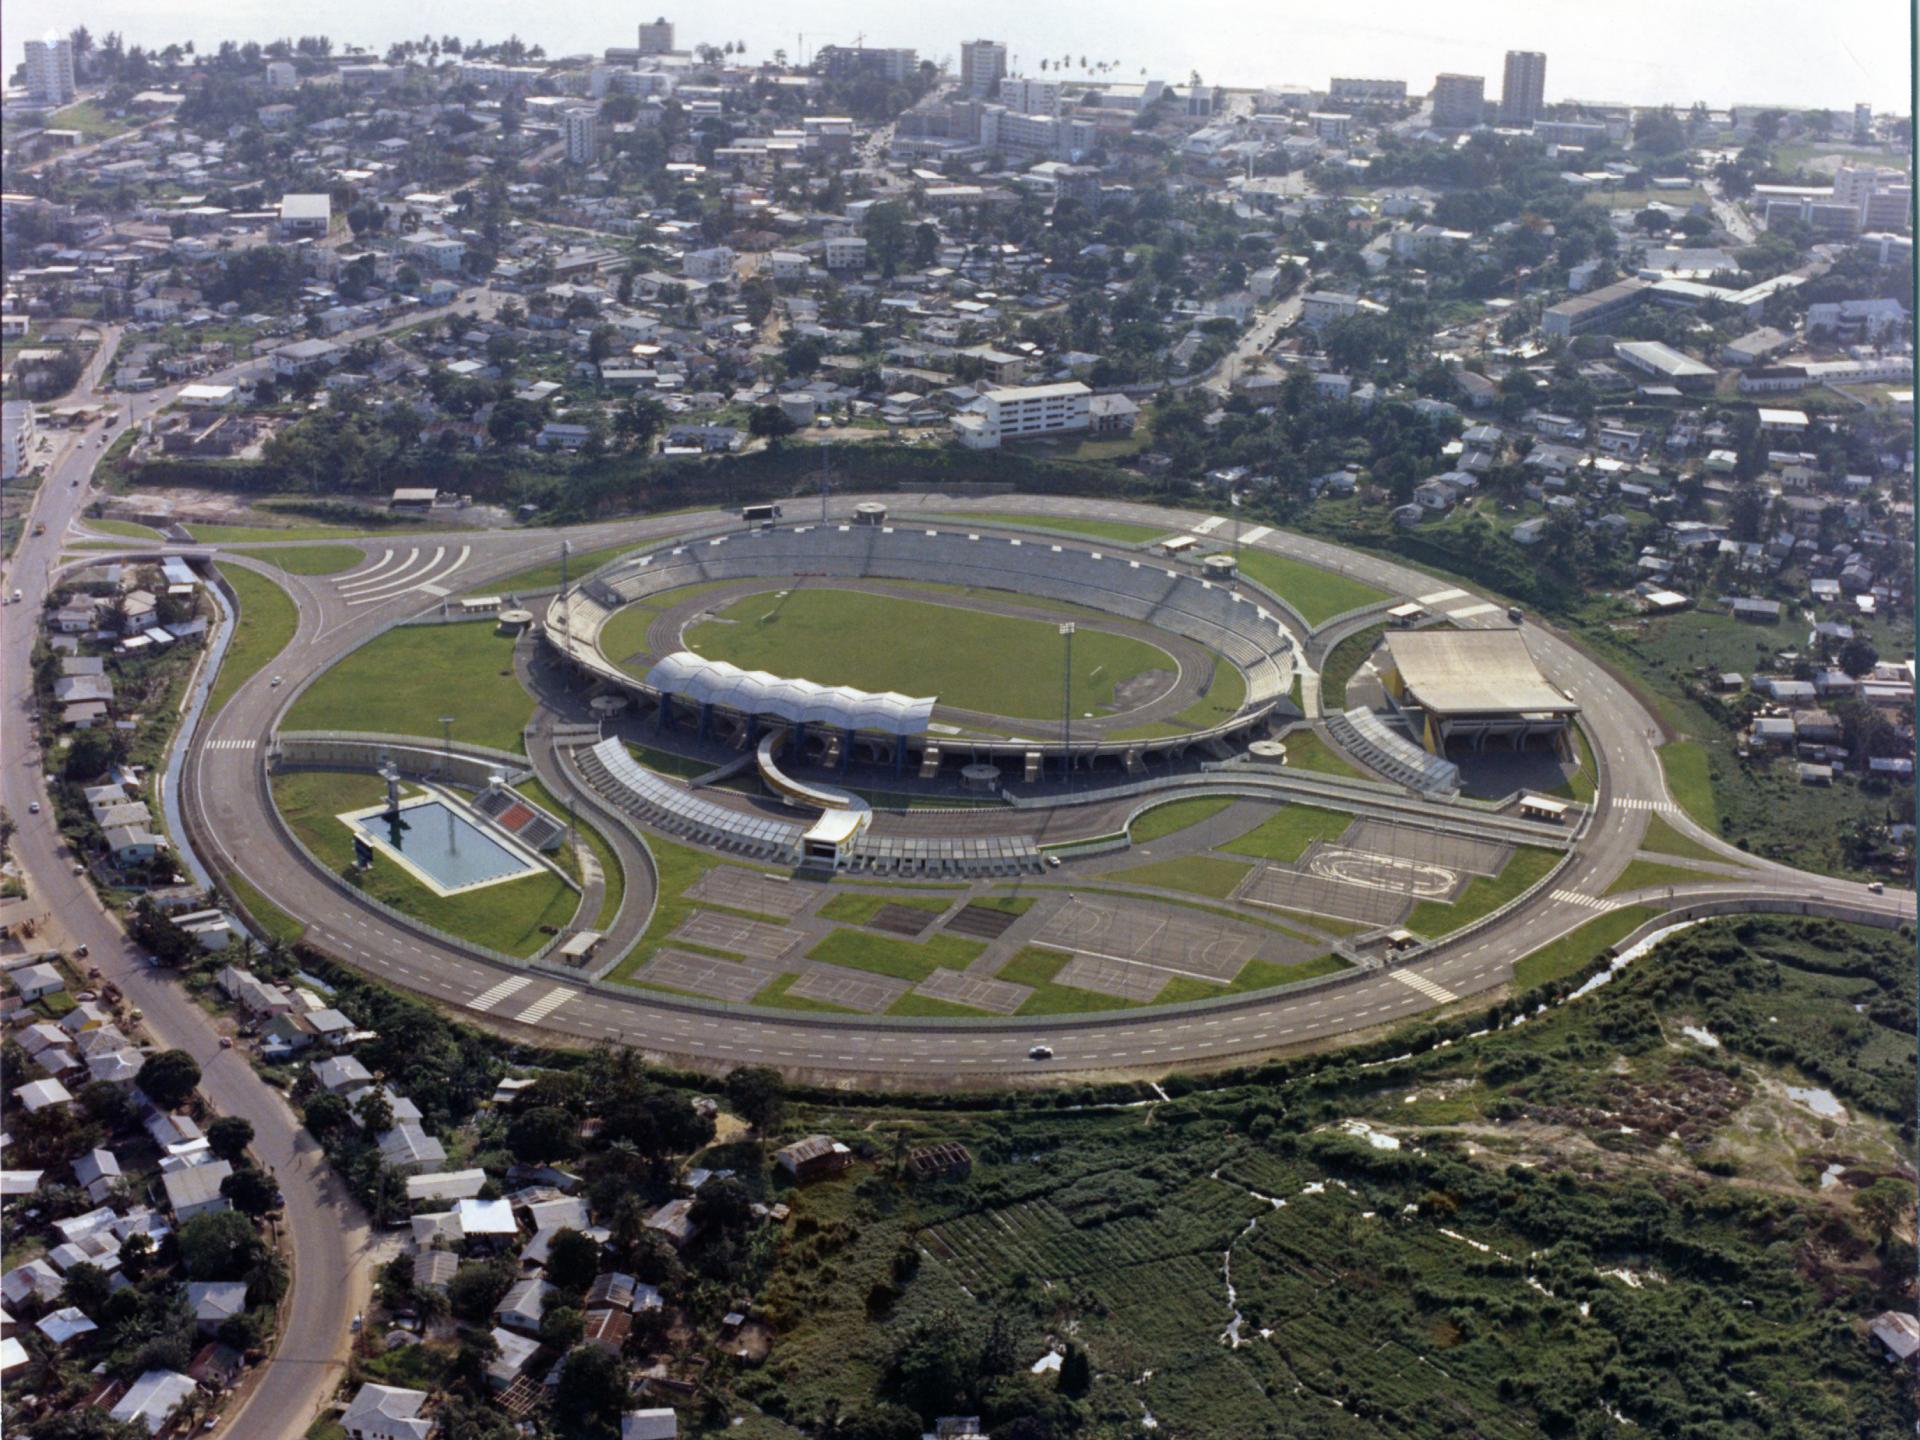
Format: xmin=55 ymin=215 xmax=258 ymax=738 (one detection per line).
xmin=1059 ymin=623 xmax=1075 ymax=785
xmin=440 ymin=715 xmax=455 ymax=775
xmin=819 ymin=442 xmax=830 ymax=523
xmin=558 ymin=538 xmax=572 ymax=663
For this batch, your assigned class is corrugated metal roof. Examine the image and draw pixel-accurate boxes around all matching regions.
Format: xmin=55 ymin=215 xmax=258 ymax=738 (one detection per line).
xmin=643 ymin=651 xmax=935 ymax=735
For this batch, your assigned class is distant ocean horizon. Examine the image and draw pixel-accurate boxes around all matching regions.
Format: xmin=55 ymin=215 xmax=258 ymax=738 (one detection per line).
xmin=4 ymin=0 xmax=1911 ymax=113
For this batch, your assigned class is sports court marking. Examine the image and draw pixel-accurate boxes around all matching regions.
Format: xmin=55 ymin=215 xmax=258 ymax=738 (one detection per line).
xmin=912 ymin=967 xmax=1032 ymax=1015
xmin=786 ymin=968 xmax=909 ymax=1013
xmin=685 ymin=868 xmax=814 ymax=917
xmin=868 ymin=903 xmax=940 ymax=936
xmin=1341 ymin=819 xmax=1509 ymax=876
xmin=635 ymin=949 xmax=769 ymax=1003
xmin=1033 ymin=896 xmax=1258 ymax=981
xmin=672 ymin=910 xmax=801 ymax=963
xmin=1236 ymin=864 xmax=1409 ymax=926
xmin=1053 ymin=953 xmax=1172 ymax=1001
xmin=944 ymin=905 xmax=1021 ymax=940
xmin=1308 ymin=846 xmax=1457 ymax=899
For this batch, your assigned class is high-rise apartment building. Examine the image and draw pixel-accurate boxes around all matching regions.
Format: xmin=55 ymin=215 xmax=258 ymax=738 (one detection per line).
xmin=25 ymin=34 xmax=76 ymax=106
xmin=1500 ymin=50 xmax=1546 ymax=125
xmin=959 ymin=39 xmax=1006 ymax=96
xmin=637 ymin=18 xmax=674 ymax=56
xmin=1000 ymin=76 xmax=1063 ymax=117
xmin=1430 ymin=73 xmax=1485 ymax=128
xmin=564 ymin=106 xmax=599 ymax=165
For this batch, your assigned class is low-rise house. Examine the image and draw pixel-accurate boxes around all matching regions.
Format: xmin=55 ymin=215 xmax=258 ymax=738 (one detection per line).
xmin=772 ymin=1134 xmax=853 ymax=1184
xmin=377 ymin=1124 xmax=448 ymax=1176
xmin=15 ymin=1078 xmax=73 ymax=1114
xmin=110 ymin=1369 xmax=199 ymax=1435
xmin=8 ymin=962 xmax=67 ymax=1002
xmin=161 ymin=1160 xmax=233 ymax=1221
xmin=494 ymin=1277 xmax=555 ymax=1335
xmin=74 ymin=1149 xmax=124 ymax=1203
xmin=623 ymin=1407 xmax=679 ymax=1439
xmin=342 ymin=1381 xmax=436 ymax=1440
xmin=312 ymin=1056 xmax=374 ymax=1093
xmin=187 ymin=1280 xmax=248 ymax=1334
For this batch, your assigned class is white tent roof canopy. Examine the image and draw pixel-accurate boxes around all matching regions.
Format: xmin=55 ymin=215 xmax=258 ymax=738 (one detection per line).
xmin=643 ymin=651 xmax=937 ymax=736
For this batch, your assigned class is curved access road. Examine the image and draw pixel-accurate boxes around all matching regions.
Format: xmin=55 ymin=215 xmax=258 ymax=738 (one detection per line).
xmin=132 ymin=492 xmax=1912 ymax=1086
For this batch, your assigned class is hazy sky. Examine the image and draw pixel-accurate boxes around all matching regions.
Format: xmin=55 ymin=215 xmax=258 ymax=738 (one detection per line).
xmin=7 ymin=0 xmax=1913 ymax=110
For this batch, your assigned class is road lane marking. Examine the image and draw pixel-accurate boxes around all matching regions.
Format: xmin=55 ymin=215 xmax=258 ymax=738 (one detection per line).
xmin=514 ymin=986 xmax=578 ymax=1024
xmin=1390 ymin=969 xmax=1459 ymax=1004
xmin=466 ymin=976 xmax=533 ymax=1013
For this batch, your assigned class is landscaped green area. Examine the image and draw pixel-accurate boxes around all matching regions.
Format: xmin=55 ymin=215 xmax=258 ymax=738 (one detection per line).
xmin=1605 ymin=856 xmax=1711 ymax=897
xmin=1583 ymin=185 xmax=1709 ymax=209
xmin=1222 ymin=803 xmax=1353 ymax=863
xmin=187 ymin=520 xmax=381 ymax=543
xmin=286 ymin=622 xmax=535 ymax=753
xmin=602 ymin=837 xmax=782 ymax=988
xmin=1510 ymin=905 xmax=1659 ymax=990
xmin=997 ymin=946 xmax=1139 ymax=1016
xmin=1277 ymin=729 xmax=1366 ymax=779
xmin=1659 ymin=738 xmax=1719 ymax=830
xmin=514 ymin=777 xmax=626 ymax=932
xmin=686 ymin=587 xmax=1179 ymax=720
xmin=1318 ymin=622 xmax=1385 ymax=707
xmin=1406 ymin=845 xmax=1561 ymax=937
xmin=222 ymin=872 xmax=307 ymax=946
xmin=1156 ymin=952 xmax=1346 ymax=1003
xmin=232 ymin=544 xmax=366 ymax=576
xmin=209 ymin=564 xmax=297 ymax=717
xmin=1111 ymin=854 xmax=1253 ymax=900
xmin=924 ymin=513 xmax=1171 ymax=545
xmin=475 ymin=539 xmax=658 ymax=597
xmin=1545 ymin=724 xmax=1598 ymax=805
xmin=596 ymin=579 xmax=750 ymax=669
xmin=805 ymin=928 xmax=985 ymax=983
xmin=85 ymin=518 xmax=167 ymax=541
xmin=1637 ymin=813 xmax=1724 ymax=863
xmin=1128 ymin=795 xmax=1236 ymax=844
xmin=752 ymin=972 xmax=858 ymax=1015
xmin=48 ymin=99 xmax=134 ymax=139
xmin=816 ymin=891 xmax=953 ymax=926
xmin=271 ymin=770 xmax=577 ymax=957
xmin=1235 ymin=549 xmax=1391 ymax=628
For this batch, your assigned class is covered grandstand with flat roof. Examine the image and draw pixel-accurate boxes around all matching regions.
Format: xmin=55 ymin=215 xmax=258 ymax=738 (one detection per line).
xmin=1378 ymin=628 xmax=1580 ymax=755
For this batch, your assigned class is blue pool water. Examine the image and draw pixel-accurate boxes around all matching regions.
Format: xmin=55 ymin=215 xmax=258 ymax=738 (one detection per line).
xmin=362 ymin=800 xmax=532 ymax=890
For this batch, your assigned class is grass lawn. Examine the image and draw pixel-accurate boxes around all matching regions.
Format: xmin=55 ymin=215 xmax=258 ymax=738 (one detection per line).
xmin=223 ymin=871 xmax=306 ymax=945
xmin=187 ymin=521 xmax=365 ymax=543
xmin=924 ymin=513 xmax=1171 ymax=545
xmin=209 ymin=565 xmax=297 ymax=718
xmin=476 ymin=539 xmax=661 ymax=597
xmin=87 ymin=518 xmax=168 ymax=541
xmin=1129 ymin=795 xmax=1236 ymax=844
xmin=1582 ymin=186 xmax=1709 ymax=209
xmin=287 ymin=622 xmax=534 ymax=753
xmin=232 ymin=544 xmax=366 ymax=576
xmin=1659 ymin=739 xmax=1718 ymax=831
xmin=1235 ymin=549 xmax=1391 ymax=628
xmin=1407 ymin=846 xmax=1561 ymax=938
xmin=515 ymin=777 xmax=626 ymax=931
xmin=970 ymin=894 xmax=1037 ymax=915
xmin=1155 ymin=952 xmax=1347 ymax=1003
xmin=1544 ymin=725 xmax=1598 ymax=806
xmin=1319 ymin=623 xmax=1385 ymax=707
xmin=1511 ymin=905 xmax=1659 ymax=990
xmin=998 ymin=946 xmax=1141 ymax=1016
xmin=754 ymin=972 xmax=860 ymax=1014
xmin=887 ymin=992 xmax=993 ymax=1018
xmin=1222 ymin=804 xmax=1353 ymax=863
xmin=272 ymin=770 xmax=578 ymax=957
xmin=1280 ymin=730 xmax=1366 ymax=779
xmin=1604 ymin=857 xmax=1710 ymax=897
xmin=49 ymin=99 xmax=133 ymax=139
xmin=1637 ymin=813 xmax=1723 ymax=863
xmin=805 ymin=928 xmax=984 ymax=983
xmin=686 ymin=587 xmax=1178 ymax=720
xmin=597 ymin=579 xmax=752 ymax=669
xmin=816 ymin=891 xmax=953 ymax=926
xmin=1111 ymin=855 xmax=1253 ymax=900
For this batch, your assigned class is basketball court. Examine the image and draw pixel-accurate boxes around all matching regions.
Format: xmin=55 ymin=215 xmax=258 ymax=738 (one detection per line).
xmin=1033 ymin=895 xmax=1264 ymax=982
xmin=685 ymin=868 xmax=814 ymax=917
xmin=1235 ymin=863 xmax=1411 ymax=926
xmin=671 ymin=911 xmax=802 ymax=963
xmin=786 ymin=968 xmax=910 ymax=1013
xmin=912 ymin=967 xmax=1033 ymax=1015
xmin=1340 ymin=819 xmax=1509 ymax=876
xmin=634 ymin=949 xmax=771 ymax=1003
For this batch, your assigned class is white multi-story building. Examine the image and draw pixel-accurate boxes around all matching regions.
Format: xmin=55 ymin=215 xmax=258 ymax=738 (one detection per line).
xmin=264 ymin=60 xmax=297 ymax=90
xmin=1308 ymin=112 xmax=1351 ymax=145
xmin=682 ymin=245 xmax=737 ymax=281
xmin=638 ymin=18 xmax=675 ymax=56
xmin=563 ymin=106 xmax=598 ymax=165
xmin=2 ymin=401 xmax=36 ymax=482
xmin=999 ymin=76 xmax=1063 ymax=116
xmin=1300 ymin=290 xmax=1363 ymax=331
xmin=952 ymin=382 xmax=1091 ymax=449
xmin=1327 ymin=77 xmax=1406 ymax=106
xmin=25 ymin=34 xmax=76 ymax=106
xmin=823 ymin=235 xmax=868 ymax=271
xmin=1430 ymin=73 xmax=1485 ymax=128
xmin=959 ymin=39 xmax=1006 ymax=97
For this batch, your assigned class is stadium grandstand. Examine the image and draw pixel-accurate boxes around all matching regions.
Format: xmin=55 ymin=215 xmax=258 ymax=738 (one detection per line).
xmin=1376 ymin=628 xmax=1580 ymax=756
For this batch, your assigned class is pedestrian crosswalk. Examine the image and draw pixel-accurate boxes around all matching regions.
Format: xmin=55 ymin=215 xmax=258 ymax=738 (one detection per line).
xmin=1418 ymin=587 xmax=1469 ymax=605
xmin=466 ymin=976 xmax=533 ymax=1013
xmin=1391 ymin=969 xmax=1459 ymax=1004
xmin=513 ymin=985 xmax=578 ymax=1025
xmin=1613 ymin=797 xmax=1679 ymax=815
xmin=203 ymin=738 xmax=258 ymax=751
xmin=1551 ymin=889 xmax=1612 ymax=912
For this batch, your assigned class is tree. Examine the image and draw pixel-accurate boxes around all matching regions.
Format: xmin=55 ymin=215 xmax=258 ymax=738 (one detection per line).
xmin=178 ymin=1209 xmax=263 ymax=1281
xmin=62 ymin=1261 xmax=112 ymax=1316
xmin=302 ymin=1091 xmax=352 ymax=1138
xmin=446 ymin=1257 xmax=517 ymax=1323
xmin=222 ymin=1166 xmax=280 ymax=1218
xmin=1856 ymin=1178 xmax=1913 ymax=1250
xmin=25 ymin=1413 xmax=148 ymax=1440
xmin=137 ymin=1049 xmax=201 ymax=1110
xmin=747 ymin=404 xmax=797 ymax=441
xmin=540 ymin=1304 xmax=584 ymax=1349
xmin=725 ymin=1065 xmax=786 ymax=1134
xmin=545 ymin=1227 xmax=602 ymax=1295
xmin=354 ymin=1088 xmax=395 ymax=1135
xmin=207 ymin=1116 xmax=255 ymax=1164
xmin=690 ymin=1175 xmax=752 ymax=1235
xmin=1837 ymin=636 xmax=1879 ymax=678
xmin=1057 ymin=1341 xmax=1091 ymax=1397
xmin=507 ymin=1105 xmax=578 ymax=1164
xmin=64 ymin=729 xmax=116 ymax=782
xmin=554 ymin=1343 xmax=629 ymax=1432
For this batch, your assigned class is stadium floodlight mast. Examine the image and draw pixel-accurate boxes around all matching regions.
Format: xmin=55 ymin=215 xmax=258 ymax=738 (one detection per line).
xmin=1059 ymin=623 xmax=1075 ymax=785
xmin=440 ymin=716 xmax=458 ymax=852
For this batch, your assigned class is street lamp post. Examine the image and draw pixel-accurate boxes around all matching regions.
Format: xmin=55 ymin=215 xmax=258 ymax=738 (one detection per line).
xmin=1059 ymin=623 xmax=1075 ymax=786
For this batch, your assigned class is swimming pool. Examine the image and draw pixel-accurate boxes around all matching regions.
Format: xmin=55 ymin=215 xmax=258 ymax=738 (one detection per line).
xmin=341 ymin=796 xmax=545 ymax=895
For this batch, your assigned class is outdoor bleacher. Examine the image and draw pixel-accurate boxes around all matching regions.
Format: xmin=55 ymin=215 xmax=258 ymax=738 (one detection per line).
xmin=1327 ymin=707 xmax=1462 ymax=796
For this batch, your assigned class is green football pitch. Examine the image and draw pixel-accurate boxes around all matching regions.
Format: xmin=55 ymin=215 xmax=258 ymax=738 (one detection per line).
xmin=684 ymin=587 xmax=1183 ymax=720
